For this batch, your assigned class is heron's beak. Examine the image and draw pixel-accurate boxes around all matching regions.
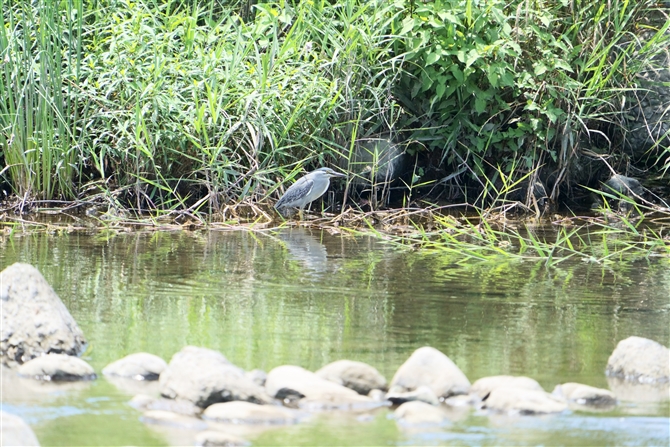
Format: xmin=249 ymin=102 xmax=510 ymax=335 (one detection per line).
xmin=332 ymin=171 xmax=347 ymax=178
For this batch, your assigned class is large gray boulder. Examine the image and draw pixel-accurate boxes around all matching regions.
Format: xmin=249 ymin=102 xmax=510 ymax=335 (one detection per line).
xmin=315 ymin=360 xmax=387 ymax=395
xmin=0 ymin=411 xmax=40 ymax=446
xmin=606 ymin=336 xmax=669 ymax=383
xmin=17 ymin=354 xmax=96 ymax=381
xmin=159 ymin=346 xmax=272 ymax=408
xmin=203 ymin=401 xmax=300 ymax=425
xmin=470 ymin=375 xmax=544 ymax=399
xmin=1 ymin=263 xmax=87 ymax=368
xmin=265 ymin=365 xmax=380 ymax=410
xmin=483 ymin=387 xmax=567 ymax=415
xmin=388 ymin=347 xmax=470 ymax=400
xmin=103 ymin=352 xmax=167 ymax=380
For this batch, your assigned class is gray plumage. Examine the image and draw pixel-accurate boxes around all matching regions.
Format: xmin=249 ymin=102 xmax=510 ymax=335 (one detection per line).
xmin=275 ymin=167 xmax=346 ymax=214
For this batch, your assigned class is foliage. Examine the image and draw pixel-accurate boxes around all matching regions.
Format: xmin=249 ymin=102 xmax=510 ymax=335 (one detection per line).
xmin=0 ymin=0 xmax=401 ymax=211
xmin=393 ymin=0 xmax=670 ymax=198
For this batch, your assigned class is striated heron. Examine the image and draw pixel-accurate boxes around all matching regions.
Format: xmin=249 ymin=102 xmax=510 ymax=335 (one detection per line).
xmin=274 ymin=167 xmax=346 ymax=218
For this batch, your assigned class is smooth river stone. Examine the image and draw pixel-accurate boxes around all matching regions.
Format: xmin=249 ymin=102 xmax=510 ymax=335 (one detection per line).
xmin=470 ymin=375 xmax=544 ymax=398
xmin=159 ymin=346 xmax=272 ymax=408
xmin=484 ymin=387 xmax=568 ymax=414
xmin=315 ymin=359 xmax=387 ymax=395
xmin=103 ymin=352 xmax=167 ymax=380
xmin=606 ymin=336 xmax=670 ymax=383
xmin=388 ymin=346 xmax=470 ymax=399
xmin=18 ymin=354 xmax=96 ymax=381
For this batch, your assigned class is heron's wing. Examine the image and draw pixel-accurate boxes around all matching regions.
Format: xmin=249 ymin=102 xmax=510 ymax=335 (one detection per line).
xmin=275 ymin=176 xmax=314 ymax=209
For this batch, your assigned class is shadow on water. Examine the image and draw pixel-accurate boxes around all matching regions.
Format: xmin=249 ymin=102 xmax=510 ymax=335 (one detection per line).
xmin=0 ymin=227 xmax=668 ymax=446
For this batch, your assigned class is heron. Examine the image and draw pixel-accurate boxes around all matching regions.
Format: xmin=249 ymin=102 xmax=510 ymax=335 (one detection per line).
xmin=274 ymin=167 xmax=346 ymax=218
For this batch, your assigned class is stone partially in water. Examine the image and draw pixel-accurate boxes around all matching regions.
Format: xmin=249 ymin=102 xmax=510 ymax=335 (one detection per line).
xmin=195 ymin=430 xmax=250 ymax=447
xmin=159 ymin=346 xmax=273 ymax=408
xmin=394 ymin=401 xmax=450 ymax=426
xmin=470 ymin=375 xmax=544 ymax=399
xmin=1 ymin=411 xmax=40 ymax=446
xmin=315 ymin=360 xmax=387 ymax=395
xmin=606 ymin=336 xmax=669 ymax=383
xmin=103 ymin=352 xmax=167 ymax=380
xmin=483 ymin=387 xmax=568 ymax=415
xmin=388 ymin=346 xmax=470 ymax=399
xmin=265 ymin=365 xmax=380 ymax=410
xmin=552 ymin=382 xmax=617 ymax=407
xmin=386 ymin=385 xmax=439 ymax=406
xmin=18 ymin=354 xmax=96 ymax=381
xmin=203 ymin=401 xmax=300 ymax=425
xmin=1 ymin=263 xmax=87 ymax=368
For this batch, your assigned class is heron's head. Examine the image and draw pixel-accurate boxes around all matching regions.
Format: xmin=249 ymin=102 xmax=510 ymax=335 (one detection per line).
xmin=313 ymin=167 xmax=346 ymax=178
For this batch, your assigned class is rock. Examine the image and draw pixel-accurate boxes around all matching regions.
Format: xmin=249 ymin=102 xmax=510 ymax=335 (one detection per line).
xmin=315 ymin=360 xmax=387 ymax=395
xmin=470 ymin=375 xmax=544 ymax=399
xmin=388 ymin=347 xmax=470 ymax=399
xmin=394 ymin=401 xmax=449 ymax=426
xmin=17 ymin=354 xmax=96 ymax=381
xmin=130 ymin=394 xmax=202 ymax=416
xmin=159 ymin=346 xmax=272 ymax=408
xmin=265 ymin=365 xmax=380 ymax=410
xmin=552 ymin=382 xmax=617 ymax=407
xmin=603 ymin=174 xmax=644 ymax=198
xmin=607 ymin=376 xmax=670 ymax=403
xmin=0 ymin=411 xmax=40 ymax=446
xmin=194 ymin=430 xmax=250 ymax=447
xmin=203 ymin=401 xmax=299 ymax=425
xmin=245 ymin=369 xmax=267 ymax=387
xmin=483 ymin=387 xmax=568 ymax=415
xmin=1 ymin=263 xmax=87 ymax=368
xmin=606 ymin=336 xmax=669 ymax=383
xmin=386 ymin=385 xmax=439 ymax=406
xmin=367 ymin=389 xmax=386 ymax=402
xmin=102 ymin=352 xmax=167 ymax=380
xmin=140 ymin=410 xmax=207 ymax=430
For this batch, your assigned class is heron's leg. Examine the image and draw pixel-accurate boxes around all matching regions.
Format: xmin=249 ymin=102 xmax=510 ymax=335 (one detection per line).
xmin=298 ymin=207 xmax=304 ymax=221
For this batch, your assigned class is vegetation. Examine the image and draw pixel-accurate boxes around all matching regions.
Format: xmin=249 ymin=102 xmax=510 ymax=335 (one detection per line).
xmin=1 ymin=0 xmax=668 ymax=212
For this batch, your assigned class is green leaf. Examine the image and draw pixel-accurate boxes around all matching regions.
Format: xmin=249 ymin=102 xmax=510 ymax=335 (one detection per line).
xmin=436 ymin=82 xmax=446 ymax=99
xmin=465 ymin=48 xmax=479 ymax=69
xmin=534 ymin=63 xmax=548 ymax=76
xmin=425 ymin=52 xmax=440 ymax=65
xmin=475 ymin=96 xmax=487 ymax=114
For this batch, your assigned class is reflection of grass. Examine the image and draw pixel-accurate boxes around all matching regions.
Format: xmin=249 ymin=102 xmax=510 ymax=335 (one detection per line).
xmin=380 ymin=211 xmax=669 ymax=268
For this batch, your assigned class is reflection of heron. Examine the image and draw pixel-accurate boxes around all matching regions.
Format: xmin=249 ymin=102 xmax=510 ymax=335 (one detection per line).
xmin=277 ymin=229 xmax=328 ymax=274
xmin=274 ymin=168 xmax=346 ymax=218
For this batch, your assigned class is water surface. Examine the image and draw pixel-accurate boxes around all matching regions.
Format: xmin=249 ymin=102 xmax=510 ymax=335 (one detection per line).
xmin=1 ymin=228 xmax=668 ymax=445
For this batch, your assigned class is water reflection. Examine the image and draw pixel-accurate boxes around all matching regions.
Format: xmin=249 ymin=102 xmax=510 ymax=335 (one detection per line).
xmin=0 ymin=229 xmax=669 ymax=446
xmin=276 ymin=228 xmax=329 ymax=275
